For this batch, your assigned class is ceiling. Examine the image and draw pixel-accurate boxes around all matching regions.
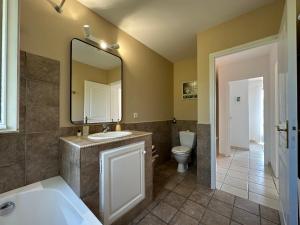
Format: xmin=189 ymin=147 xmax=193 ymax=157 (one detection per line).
xmin=77 ymin=0 xmax=275 ymax=62
xmin=215 ymin=43 xmax=277 ymax=67
xmin=72 ymin=39 xmax=121 ymax=70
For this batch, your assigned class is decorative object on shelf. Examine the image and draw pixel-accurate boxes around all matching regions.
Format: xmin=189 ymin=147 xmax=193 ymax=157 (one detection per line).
xmin=115 ymin=120 xmax=122 ymax=131
xmin=172 ymin=117 xmax=177 ymax=124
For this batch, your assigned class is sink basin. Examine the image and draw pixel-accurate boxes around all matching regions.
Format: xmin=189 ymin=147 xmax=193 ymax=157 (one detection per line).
xmin=88 ymin=131 xmax=132 ymax=140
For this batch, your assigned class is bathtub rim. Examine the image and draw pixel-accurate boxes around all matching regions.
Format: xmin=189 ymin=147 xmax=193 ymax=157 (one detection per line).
xmin=0 ymin=176 xmax=102 ymax=225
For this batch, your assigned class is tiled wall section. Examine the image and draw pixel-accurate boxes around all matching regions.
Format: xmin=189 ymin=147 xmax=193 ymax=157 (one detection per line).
xmin=61 ymin=120 xmax=199 ymax=167
xmin=61 ymin=120 xmax=197 ymax=167
xmin=124 ymin=121 xmax=172 ymax=164
xmin=197 ymin=124 xmax=211 ymax=187
xmin=0 ymin=51 xmax=60 ymax=194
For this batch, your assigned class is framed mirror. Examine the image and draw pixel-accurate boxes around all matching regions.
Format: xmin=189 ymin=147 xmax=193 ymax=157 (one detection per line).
xmin=70 ymin=38 xmax=122 ymax=124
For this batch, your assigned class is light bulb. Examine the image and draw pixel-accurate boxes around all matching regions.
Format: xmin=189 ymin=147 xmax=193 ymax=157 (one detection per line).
xmin=100 ymin=41 xmax=108 ymax=50
xmin=83 ymin=25 xmax=90 ymax=38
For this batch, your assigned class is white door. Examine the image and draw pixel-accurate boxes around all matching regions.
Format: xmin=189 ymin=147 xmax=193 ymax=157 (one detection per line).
xmin=229 ymin=79 xmax=250 ymax=149
xmin=100 ymin=142 xmax=145 ymax=225
xmin=84 ymin=80 xmax=110 ymax=123
xmin=277 ymin=0 xmax=298 ymax=224
xmin=110 ymin=81 xmax=122 ymax=122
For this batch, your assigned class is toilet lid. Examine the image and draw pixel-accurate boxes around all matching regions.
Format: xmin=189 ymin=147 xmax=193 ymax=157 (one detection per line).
xmin=172 ymin=146 xmax=191 ymax=154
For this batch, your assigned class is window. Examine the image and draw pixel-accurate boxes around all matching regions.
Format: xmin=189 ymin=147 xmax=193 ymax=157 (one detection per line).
xmin=0 ymin=0 xmax=19 ymax=132
xmin=0 ymin=0 xmax=4 ymax=128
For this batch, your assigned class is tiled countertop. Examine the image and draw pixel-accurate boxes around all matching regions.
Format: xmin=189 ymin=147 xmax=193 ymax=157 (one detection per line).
xmin=60 ymin=130 xmax=152 ymax=148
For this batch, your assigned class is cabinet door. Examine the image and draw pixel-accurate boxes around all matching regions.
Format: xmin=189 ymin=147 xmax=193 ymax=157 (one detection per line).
xmin=100 ymin=142 xmax=145 ymax=225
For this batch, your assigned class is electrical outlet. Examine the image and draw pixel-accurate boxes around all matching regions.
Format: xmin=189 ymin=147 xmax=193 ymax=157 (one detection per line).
xmin=133 ymin=113 xmax=138 ymax=119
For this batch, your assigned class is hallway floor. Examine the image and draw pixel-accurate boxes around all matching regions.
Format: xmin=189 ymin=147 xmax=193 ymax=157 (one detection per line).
xmin=130 ymin=160 xmax=281 ymax=225
xmin=216 ymin=144 xmax=279 ymax=210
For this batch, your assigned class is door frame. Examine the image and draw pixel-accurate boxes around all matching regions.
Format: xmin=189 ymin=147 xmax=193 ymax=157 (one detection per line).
xmin=209 ymin=35 xmax=278 ymax=189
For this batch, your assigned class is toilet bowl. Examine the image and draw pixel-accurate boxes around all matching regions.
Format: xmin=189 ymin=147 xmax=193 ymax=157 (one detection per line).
xmin=172 ymin=131 xmax=196 ymax=173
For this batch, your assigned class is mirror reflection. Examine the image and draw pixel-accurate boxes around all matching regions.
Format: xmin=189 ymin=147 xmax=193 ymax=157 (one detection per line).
xmin=71 ymin=39 xmax=122 ymax=124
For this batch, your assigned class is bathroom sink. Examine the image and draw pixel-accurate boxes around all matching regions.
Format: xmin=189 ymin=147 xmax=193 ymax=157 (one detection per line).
xmin=88 ymin=131 xmax=132 ymax=140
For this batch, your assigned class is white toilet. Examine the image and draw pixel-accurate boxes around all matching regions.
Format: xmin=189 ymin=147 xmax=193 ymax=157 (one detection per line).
xmin=172 ymin=131 xmax=196 ymax=173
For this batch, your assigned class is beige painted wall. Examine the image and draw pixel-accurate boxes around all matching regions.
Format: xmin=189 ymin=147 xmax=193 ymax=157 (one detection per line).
xmin=72 ymin=60 xmax=109 ymax=85
xmin=108 ymin=67 xmax=122 ymax=84
xmin=197 ymin=0 xmax=284 ymax=124
xmin=173 ymin=58 xmax=197 ymax=120
xmin=20 ymin=0 xmax=173 ymax=126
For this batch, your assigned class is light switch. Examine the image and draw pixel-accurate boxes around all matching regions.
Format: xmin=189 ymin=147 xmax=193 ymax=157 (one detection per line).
xmin=133 ymin=113 xmax=138 ymax=119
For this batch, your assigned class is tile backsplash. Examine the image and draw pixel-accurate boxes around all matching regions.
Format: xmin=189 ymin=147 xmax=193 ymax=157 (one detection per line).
xmin=124 ymin=121 xmax=173 ymax=164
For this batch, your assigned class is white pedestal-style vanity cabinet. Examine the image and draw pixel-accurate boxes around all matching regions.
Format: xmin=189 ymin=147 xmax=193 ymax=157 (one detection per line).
xmin=60 ymin=131 xmax=153 ymax=225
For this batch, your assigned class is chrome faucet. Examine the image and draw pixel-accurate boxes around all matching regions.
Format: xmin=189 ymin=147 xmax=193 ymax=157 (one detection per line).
xmin=102 ymin=124 xmax=110 ymax=133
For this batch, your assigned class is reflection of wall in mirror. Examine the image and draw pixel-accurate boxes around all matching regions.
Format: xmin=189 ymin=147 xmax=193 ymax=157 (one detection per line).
xmin=71 ymin=60 xmax=121 ymax=123
xmin=108 ymin=67 xmax=121 ymax=83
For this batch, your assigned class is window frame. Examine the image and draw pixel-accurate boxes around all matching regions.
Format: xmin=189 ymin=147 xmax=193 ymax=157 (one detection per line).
xmin=0 ymin=0 xmax=19 ymax=132
xmin=0 ymin=0 xmax=7 ymax=129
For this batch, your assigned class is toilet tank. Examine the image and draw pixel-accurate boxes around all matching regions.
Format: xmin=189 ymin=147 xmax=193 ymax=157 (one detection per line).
xmin=179 ymin=131 xmax=196 ymax=148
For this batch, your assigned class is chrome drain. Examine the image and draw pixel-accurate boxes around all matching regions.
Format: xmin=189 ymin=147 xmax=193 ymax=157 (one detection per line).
xmin=0 ymin=201 xmax=15 ymax=216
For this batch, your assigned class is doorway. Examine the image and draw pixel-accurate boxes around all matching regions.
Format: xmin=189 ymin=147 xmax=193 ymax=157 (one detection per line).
xmin=212 ymin=39 xmax=280 ymax=209
xmin=210 ymin=1 xmax=298 ymax=223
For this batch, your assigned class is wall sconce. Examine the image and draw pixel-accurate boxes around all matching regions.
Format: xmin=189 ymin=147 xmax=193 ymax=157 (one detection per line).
xmin=83 ymin=25 xmax=120 ymax=50
xmin=46 ymin=0 xmax=66 ymax=13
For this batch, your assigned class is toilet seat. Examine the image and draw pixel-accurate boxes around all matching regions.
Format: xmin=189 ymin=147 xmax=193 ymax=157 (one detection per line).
xmin=172 ymin=146 xmax=191 ymax=155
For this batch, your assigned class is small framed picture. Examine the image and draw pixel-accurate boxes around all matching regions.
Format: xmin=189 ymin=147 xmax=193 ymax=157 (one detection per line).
xmin=182 ymin=81 xmax=197 ymax=100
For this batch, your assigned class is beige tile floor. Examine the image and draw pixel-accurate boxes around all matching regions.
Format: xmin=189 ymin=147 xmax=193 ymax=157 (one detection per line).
xmin=216 ymin=144 xmax=280 ymax=210
xmin=130 ymin=160 xmax=281 ymax=225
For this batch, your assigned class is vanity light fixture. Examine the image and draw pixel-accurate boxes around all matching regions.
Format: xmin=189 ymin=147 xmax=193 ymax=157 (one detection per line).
xmin=82 ymin=25 xmax=120 ymax=50
xmin=47 ymin=0 xmax=66 ymax=13
xmin=110 ymin=43 xmax=120 ymax=50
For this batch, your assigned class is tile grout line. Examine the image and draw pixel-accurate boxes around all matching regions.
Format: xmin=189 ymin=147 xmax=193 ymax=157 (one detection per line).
xmin=218 ymin=145 xmax=280 ymax=209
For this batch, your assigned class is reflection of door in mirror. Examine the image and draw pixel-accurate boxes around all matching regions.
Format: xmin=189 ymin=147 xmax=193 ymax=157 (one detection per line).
xmin=83 ymin=80 xmax=121 ymax=123
xmin=84 ymin=80 xmax=111 ymax=123
xmin=110 ymin=81 xmax=122 ymax=122
xmin=71 ymin=39 xmax=122 ymax=124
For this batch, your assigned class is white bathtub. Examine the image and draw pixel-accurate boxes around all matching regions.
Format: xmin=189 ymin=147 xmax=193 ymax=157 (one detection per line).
xmin=0 ymin=176 xmax=102 ymax=225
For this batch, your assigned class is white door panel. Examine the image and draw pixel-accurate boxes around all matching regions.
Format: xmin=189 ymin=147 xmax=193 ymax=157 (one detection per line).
xmin=84 ymin=80 xmax=110 ymax=123
xmin=277 ymin=0 xmax=298 ymax=224
xmin=110 ymin=81 xmax=122 ymax=122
